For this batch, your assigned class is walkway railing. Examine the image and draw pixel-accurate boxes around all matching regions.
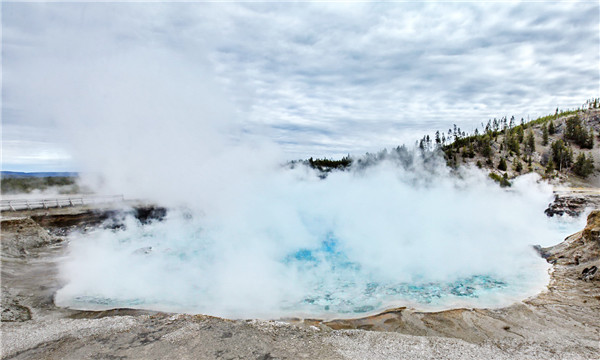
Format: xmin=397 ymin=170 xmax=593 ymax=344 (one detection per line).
xmin=0 ymin=195 xmax=125 ymax=212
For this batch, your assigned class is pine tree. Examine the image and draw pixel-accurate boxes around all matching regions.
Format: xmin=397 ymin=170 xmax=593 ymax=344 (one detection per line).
xmin=542 ymin=123 xmax=549 ymax=146
xmin=545 ymin=158 xmax=555 ymax=176
xmin=551 ymin=140 xmax=573 ymax=171
xmin=516 ymin=126 xmax=524 ymax=143
xmin=498 ymin=158 xmax=507 ymax=171
xmin=505 ymin=133 xmax=520 ymax=156
xmin=572 ymin=153 xmax=595 ymax=178
xmin=526 ymin=130 xmax=535 ymax=153
xmin=549 ymin=120 xmax=556 ymax=135
xmin=481 ymin=138 xmax=492 ymax=158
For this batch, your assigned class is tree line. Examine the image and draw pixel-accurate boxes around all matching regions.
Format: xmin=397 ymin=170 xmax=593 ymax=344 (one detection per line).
xmin=422 ymin=98 xmax=598 ymax=179
xmin=295 ymin=98 xmax=598 ymax=181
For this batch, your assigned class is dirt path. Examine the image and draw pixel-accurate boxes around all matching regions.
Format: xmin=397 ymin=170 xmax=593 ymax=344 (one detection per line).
xmin=553 ymin=187 xmax=600 ymax=194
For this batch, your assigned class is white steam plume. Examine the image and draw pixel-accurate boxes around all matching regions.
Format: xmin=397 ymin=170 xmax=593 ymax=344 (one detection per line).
xmin=12 ymin=24 xmax=584 ymax=319
xmin=55 ymin=160 xmax=583 ymax=319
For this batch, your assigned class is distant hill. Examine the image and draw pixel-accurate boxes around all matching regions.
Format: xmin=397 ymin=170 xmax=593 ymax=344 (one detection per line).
xmin=302 ymin=98 xmax=600 ymax=188
xmin=1 ymin=171 xmax=78 ymax=179
xmin=436 ymin=103 xmax=600 ymax=187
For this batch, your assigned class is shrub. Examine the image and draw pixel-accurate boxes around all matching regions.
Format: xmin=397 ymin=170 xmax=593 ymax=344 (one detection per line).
xmin=514 ymin=159 xmax=523 ymax=173
xmin=489 ymin=172 xmax=511 ymax=187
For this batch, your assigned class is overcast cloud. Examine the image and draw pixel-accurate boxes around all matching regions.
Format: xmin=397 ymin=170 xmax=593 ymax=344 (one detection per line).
xmin=2 ymin=2 xmax=598 ymax=171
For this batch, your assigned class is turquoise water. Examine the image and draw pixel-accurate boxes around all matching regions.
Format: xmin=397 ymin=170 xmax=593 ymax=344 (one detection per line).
xmin=69 ymin=233 xmax=510 ymax=316
xmin=281 ymin=235 xmax=507 ymax=314
xmin=58 ymin=207 xmax=583 ymax=319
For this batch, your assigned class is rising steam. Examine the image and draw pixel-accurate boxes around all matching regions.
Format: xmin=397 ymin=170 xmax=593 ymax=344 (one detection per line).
xmin=55 ymin=153 xmax=583 ymax=319
xmin=15 ymin=39 xmax=583 ymax=319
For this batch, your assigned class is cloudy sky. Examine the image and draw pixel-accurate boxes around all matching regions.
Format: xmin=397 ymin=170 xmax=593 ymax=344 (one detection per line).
xmin=2 ymin=2 xmax=599 ymax=172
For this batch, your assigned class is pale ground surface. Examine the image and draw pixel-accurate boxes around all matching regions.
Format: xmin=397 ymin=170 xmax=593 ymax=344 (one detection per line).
xmin=1 ymin=201 xmax=599 ymax=360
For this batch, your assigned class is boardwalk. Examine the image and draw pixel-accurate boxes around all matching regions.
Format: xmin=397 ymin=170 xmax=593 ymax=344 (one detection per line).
xmin=0 ymin=195 xmax=124 ymax=212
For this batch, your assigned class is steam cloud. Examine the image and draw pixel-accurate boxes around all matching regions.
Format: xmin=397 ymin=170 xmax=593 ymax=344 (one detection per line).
xmin=55 ymin=158 xmax=583 ymax=319
xmin=18 ymin=40 xmax=582 ymax=319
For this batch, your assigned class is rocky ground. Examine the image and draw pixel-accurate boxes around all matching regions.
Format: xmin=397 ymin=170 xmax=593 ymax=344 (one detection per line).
xmin=1 ymin=199 xmax=599 ymax=359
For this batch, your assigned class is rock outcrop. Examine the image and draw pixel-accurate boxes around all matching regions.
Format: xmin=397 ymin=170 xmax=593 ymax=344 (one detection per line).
xmin=541 ymin=210 xmax=600 ymax=266
xmin=0 ymin=217 xmax=61 ymax=257
xmin=545 ymin=193 xmax=600 ymax=217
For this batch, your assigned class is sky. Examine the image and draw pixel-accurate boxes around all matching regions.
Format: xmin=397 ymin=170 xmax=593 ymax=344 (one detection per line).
xmin=2 ymin=1 xmax=599 ymax=172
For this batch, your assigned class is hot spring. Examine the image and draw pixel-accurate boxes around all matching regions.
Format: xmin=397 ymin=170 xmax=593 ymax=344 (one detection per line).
xmin=55 ymin=163 xmax=584 ymax=319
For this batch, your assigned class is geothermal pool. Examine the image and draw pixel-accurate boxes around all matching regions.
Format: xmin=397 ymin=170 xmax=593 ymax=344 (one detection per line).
xmin=55 ymin=168 xmax=585 ymax=319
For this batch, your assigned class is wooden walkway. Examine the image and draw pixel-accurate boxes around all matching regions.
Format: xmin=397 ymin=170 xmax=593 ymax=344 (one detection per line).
xmin=0 ymin=195 xmax=124 ymax=212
